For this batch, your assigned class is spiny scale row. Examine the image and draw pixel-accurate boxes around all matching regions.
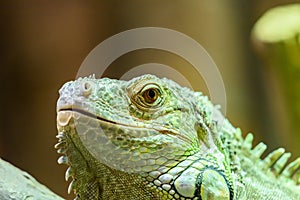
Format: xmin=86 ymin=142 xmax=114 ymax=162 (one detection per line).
xmin=243 ymin=133 xmax=300 ymax=185
xmin=55 ymin=132 xmax=78 ymax=197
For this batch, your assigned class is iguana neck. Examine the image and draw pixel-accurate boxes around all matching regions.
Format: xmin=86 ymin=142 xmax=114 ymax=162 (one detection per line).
xmin=57 ymin=124 xmax=161 ymax=199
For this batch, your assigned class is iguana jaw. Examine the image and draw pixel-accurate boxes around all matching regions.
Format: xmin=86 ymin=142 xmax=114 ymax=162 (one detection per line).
xmin=57 ymin=107 xmax=192 ymax=144
xmin=57 ymin=107 xmax=157 ymax=129
xmin=58 ymin=108 xmax=117 ymax=125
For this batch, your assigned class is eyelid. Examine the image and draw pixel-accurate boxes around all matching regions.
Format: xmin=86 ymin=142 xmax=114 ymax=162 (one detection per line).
xmin=127 ymin=80 xmax=166 ymax=112
xmin=140 ymin=83 xmax=161 ymax=94
xmin=137 ymin=84 xmax=164 ymax=108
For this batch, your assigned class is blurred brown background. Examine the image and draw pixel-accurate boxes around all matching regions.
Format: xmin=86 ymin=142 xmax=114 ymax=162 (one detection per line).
xmin=1 ymin=1 xmax=300 ymax=199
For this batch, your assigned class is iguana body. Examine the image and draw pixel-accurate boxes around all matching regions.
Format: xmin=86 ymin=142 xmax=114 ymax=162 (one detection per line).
xmin=56 ymin=74 xmax=300 ymax=199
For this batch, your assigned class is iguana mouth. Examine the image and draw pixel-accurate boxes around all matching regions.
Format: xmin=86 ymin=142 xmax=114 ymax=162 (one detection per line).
xmin=58 ymin=108 xmax=117 ymax=124
xmin=57 ymin=108 xmax=192 ymax=144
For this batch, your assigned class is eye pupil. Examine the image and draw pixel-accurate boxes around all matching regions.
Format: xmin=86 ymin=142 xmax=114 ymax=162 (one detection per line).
xmin=148 ymin=89 xmax=156 ymax=99
xmin=142 ymin=88 xmax=159 ymax=104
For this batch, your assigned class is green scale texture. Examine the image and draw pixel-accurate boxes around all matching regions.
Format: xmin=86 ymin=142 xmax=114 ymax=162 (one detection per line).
xmin=56 ymin=74 xmax=300 ymax=200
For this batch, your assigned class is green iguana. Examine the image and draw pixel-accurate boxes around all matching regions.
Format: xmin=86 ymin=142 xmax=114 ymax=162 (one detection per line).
xmin=56 ymin=74 xmax=300 ymax=200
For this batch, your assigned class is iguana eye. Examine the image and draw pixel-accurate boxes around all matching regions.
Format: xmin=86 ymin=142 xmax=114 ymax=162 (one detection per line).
xmin=136 ymin=84 xmax=163 ymax=108
xmin=142 ymin=88 xmax=159 ymax=104
xmin=127 ymin=82 xmax=165 ymax=114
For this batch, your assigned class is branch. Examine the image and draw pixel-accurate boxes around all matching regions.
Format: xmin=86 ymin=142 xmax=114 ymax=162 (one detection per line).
xmin=0 ymin=158 xmax=63 ymax=200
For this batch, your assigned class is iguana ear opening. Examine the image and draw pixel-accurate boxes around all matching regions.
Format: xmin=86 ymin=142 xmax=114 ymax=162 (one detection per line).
xmin=194 ymin=122 xmax=210 ymax=148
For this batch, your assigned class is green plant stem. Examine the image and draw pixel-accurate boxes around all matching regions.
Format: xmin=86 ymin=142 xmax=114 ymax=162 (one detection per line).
xmin=252 ymin=4 xmax=300 ymax=154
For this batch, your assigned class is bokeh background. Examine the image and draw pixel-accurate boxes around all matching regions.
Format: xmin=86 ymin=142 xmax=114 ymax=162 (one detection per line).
xmin=1 ymin=1 xmax=300 ymax=199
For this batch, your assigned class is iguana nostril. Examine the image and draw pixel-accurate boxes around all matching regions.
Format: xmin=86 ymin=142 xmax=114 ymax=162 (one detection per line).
xmin=81 ymin=81 xmax=92 ymax=96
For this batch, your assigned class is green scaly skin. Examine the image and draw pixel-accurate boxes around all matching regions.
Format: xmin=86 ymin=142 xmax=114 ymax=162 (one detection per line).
xmin=56 ymin=74 xmax=300 ymax=199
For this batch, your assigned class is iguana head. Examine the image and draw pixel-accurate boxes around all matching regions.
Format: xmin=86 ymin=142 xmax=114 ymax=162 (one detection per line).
xmin=56 ymin=74 xmax=234 ymax=199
